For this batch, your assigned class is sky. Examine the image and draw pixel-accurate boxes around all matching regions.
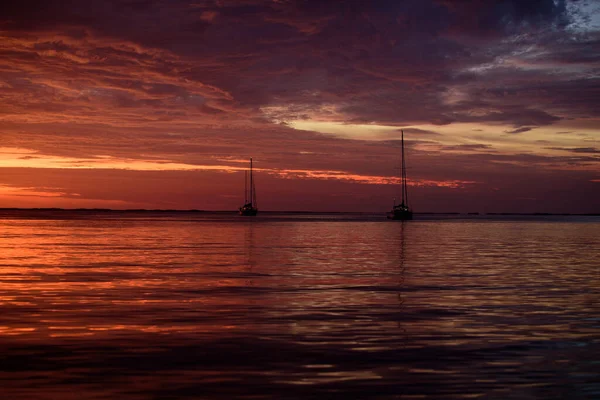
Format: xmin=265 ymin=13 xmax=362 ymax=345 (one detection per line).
xmin=0 ymin=0 xmax=599 ymax=213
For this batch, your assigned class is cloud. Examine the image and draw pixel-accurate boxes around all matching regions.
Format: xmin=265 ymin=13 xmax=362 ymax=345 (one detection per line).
xmin=438 ymin=0 xmax=570 ymax=36
xmin=441 ymin=144 xmax=494 ymax=151
xmin=0 ymin=0 xmax=598 ymax=212
xmin=399 ymin=128 xmax=442 ymax=136
xmin=0 ymin=0 xmax=590 ymax=131
xmin=505 ymin=127 xmax=534 ymax=134
xmin=547 ymin=147 xmax=600 ymax=154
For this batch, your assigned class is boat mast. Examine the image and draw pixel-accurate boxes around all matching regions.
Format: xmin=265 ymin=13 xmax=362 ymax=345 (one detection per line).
xmin=401 ymin=130 xmax=408 ymax=207
xmin=250 ymin=157 xmax=253 ymax=207
xmin=244 ymin=169 xmax=248 ymax=205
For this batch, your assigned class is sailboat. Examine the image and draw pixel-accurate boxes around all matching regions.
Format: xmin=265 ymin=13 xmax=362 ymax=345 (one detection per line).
xmin=387 ymin=130 xmax=413 ymax=220
xmin=239 ymin=157 xmax=258 ymax=216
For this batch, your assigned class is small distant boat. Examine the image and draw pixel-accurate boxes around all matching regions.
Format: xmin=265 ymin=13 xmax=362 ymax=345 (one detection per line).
xmin=239 ymin=157 xmax=258 ymax=216
xmin=388 ymin=130 xmax=413 ymax=220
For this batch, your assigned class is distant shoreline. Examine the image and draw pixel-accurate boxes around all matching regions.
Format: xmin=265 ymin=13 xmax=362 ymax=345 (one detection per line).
xmin=0 ymin=208 xmax=598 ymax=216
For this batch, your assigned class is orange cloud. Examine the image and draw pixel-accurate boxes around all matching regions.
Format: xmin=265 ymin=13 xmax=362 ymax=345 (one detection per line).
xmin=272 ymin=168 xmax=477 ymax=188
xmin=1 ymin=147 xmax=476 ymax=189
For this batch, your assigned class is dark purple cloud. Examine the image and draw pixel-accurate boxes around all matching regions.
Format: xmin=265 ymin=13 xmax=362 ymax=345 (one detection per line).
xmin=547 ymin=147 xmax=600 ymax=154
xmin=1 ymin=0 xmax=594 ymax=127
xmin=505 ymin=127 xmax=534 ymax=134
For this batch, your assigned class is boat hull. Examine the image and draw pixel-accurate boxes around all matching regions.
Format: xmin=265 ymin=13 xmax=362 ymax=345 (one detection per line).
xmin=239 ymin=208 xmax=258 ymax=216
xmin=387 ymin=210 xmax=413 ymax=220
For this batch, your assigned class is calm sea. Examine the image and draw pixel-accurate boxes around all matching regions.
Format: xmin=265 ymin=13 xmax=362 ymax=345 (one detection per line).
xmin=0 ymin=211 xmax=599 ymax=399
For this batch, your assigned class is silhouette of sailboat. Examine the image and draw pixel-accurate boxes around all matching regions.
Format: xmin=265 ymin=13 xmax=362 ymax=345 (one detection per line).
xmin=239 ymin=157 xmax=258 ymax=216
xmin=388 ymin=130 xmax=413 ymax=220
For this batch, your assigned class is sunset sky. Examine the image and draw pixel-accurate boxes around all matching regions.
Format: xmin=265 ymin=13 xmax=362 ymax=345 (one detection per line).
xmin=1 ymin=0 xmax=599 ymax=212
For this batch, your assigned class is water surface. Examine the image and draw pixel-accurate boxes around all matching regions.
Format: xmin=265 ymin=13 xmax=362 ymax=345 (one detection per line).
xmin=1 ymin=212 xmax=599 ymax=399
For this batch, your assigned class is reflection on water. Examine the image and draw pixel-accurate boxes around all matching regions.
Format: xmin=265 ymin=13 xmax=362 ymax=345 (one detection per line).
xmin=0 ymin=212 xmax=599 ymax=399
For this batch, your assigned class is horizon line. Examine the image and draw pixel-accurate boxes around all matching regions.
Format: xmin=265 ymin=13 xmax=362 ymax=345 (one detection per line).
xmin=0 ymin=208 xmax=598 ymax=216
